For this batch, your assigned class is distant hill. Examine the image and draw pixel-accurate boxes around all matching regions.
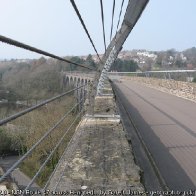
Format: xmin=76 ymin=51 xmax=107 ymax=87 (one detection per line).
xmin=0 ymin=57 xmax=69 ymax=102
xmin=80 ymin=47 xmax=196 ymax=71
xmin=0 ymin=55 xmax=99 ymax=102
xmin=0 ymin=47 xmax=195 ymax=102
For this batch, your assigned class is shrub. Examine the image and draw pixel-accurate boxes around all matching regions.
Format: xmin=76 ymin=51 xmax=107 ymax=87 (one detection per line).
xmin=0 ymin=128 xmax=12 ymax=155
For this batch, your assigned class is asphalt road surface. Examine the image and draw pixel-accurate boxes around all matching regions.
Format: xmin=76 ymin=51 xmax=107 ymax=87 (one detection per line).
xmin=113 ymin=79 xmax=196 ymax=191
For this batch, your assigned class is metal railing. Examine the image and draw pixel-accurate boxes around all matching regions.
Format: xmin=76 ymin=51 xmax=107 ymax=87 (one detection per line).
xmin=24 ymin=106 xmax=84 ymax=192
xmin=108 ymin=70 xmax=196 ymax=82
xmin=0 ymin=85 xmax=85 ymax=126
xmin=0 ymin=84 xmax=87 ymax=191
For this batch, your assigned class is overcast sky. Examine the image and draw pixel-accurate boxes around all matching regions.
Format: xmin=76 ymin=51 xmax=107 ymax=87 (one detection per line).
xmin=0 ymin=0 xmax=196 ymax=59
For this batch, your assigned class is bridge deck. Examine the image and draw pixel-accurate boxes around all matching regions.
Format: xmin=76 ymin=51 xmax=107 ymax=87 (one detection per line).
xmin=114 ymin=79 xmax=196 ymax=190
xmin=46 ymin=84 xmax=144 ymax=193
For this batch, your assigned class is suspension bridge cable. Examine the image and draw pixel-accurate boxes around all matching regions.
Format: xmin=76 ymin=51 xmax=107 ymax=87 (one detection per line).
xmin=24 ymin=105 xmax=84 ymax=192
xmin=110 ymin=0 xmax=116 ymax=42
xmin=100 ymin=0 xmax=107 ymax=52
xmin=43 ymin=105 xmax=87 ymax=190
xmin=70 ymin=0 xmax=102 ymax=63
xmin=0 ymin=35 xmax=95 ymax=71
xmin=116 ymin=0 xmax=125 ymax=34
xmin=0 ymin=85 xmax=86 ymax=126
xmin=53 ymin=117 xmax=88 ymax=191
xmin=0 ymin=98 xmax=84 ymax=182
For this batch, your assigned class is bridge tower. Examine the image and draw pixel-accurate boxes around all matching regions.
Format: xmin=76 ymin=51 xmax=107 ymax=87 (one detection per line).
xmin=89 ymin=0 xmax=149 ymax=114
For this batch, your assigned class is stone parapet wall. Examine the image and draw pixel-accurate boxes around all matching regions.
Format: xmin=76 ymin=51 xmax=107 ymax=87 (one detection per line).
xmin=46 ymin=81 xmax=145 ymax=192
xmin=123 ymin=77 xmax=196 ymax=102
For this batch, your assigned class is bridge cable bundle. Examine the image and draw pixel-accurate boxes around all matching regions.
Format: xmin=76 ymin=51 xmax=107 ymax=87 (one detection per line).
xmin=0 ymin=0 xmax=152 ymax=190
xmin=0 ymin=35 xmax=96 ymax=71
xmin=0 ymin=85 xmax=86 ymax=187
xmin=24 ymin=102 xmax=85 ymax=192
xmin=116 ymin=0 xmax=125 ymax=37
xmin=110 ymin=0 xmax=116 ymax=42
xmin=100 ymin=0 xmax=107 ymax=53
xmin=0 ymin=85 xmax=86 ymax=126
xmin=70 ymin=0 xmax=102 ymax=63
xmin=50 ymin=117 xmax=88 ymax=191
